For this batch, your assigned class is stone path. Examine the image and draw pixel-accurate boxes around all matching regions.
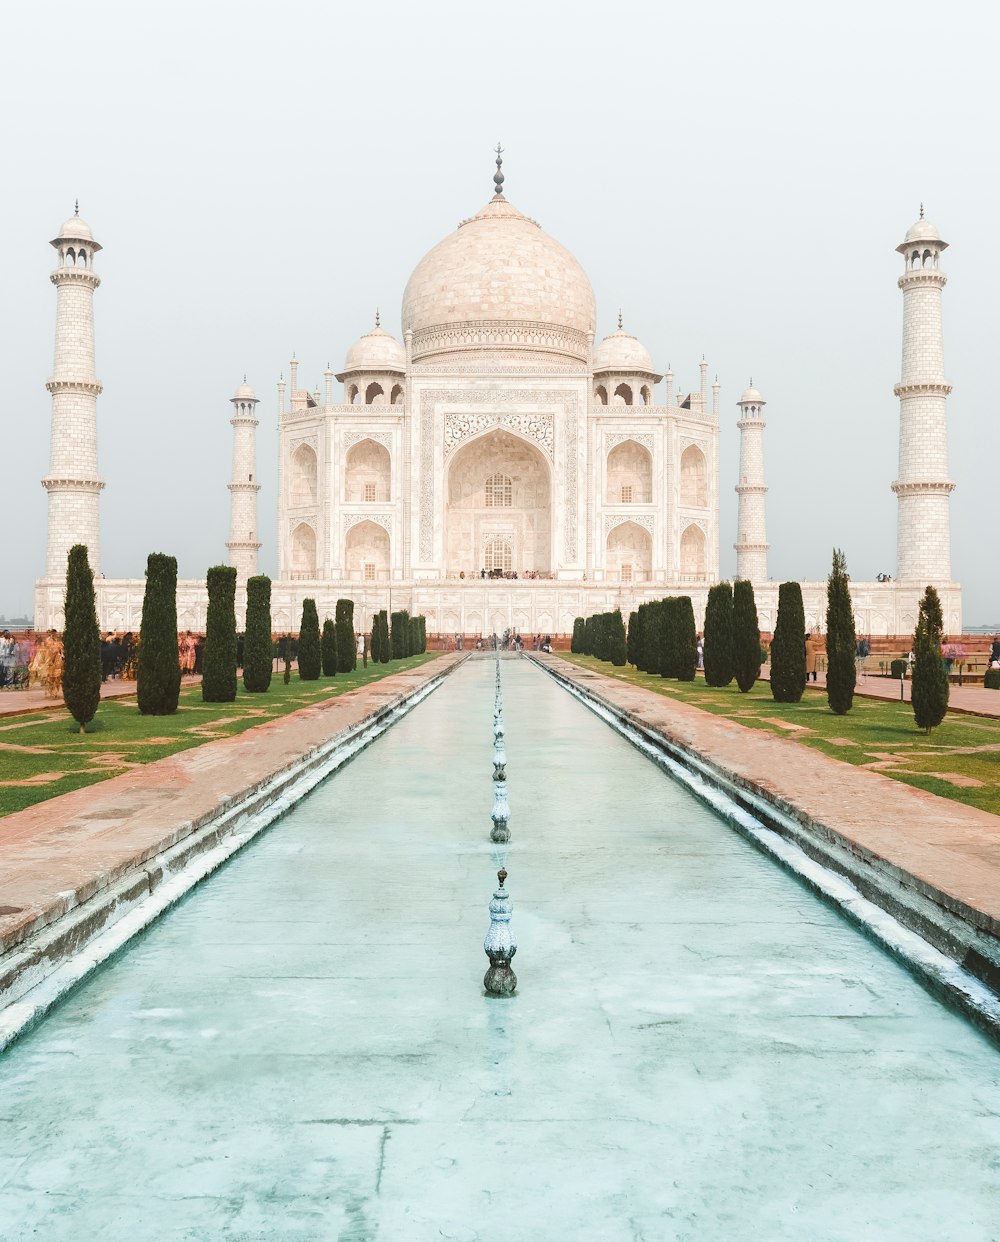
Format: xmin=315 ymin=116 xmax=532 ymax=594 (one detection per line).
xmin=546 ymin=656 xmax=1000 ymax=936
xmin=765 ymin=666 xmax=1000 ymax=718
xmin=0 ymin=674 xmax=203 ymax=719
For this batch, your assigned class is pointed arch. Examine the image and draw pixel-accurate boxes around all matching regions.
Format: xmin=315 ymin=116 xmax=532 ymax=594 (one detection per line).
xmin=607 ymin=439 xmax=652 ymax=504
xmin=680 ymin=444 xmax=707 ymax=507
xmin=594 ymin=384 xmax=608 ymax=406
xmin=291 ymin=522 xmax=317 ymax=577
xmin=365 ymin=381 xmax=385 ymax=404
xmin=290 ymin=443 xmax=318 ymax=506
xmin=390 ymin=383 xmax=404 ymax=405
xmin=607 ymin=520 xmax=652 ymax=583
xmin=344 ymin=519 xmax=389 ymax=582
xmin=613 ymin=382 xmax=633 ymax=406
xmin=345 ymin=438 xmax=391 ymax=502
xmin=679 ymin=524 xmax=706 ymax=579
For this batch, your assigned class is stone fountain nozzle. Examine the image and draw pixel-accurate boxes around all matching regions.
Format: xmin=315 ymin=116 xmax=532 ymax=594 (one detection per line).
xmin=484 ymin=868 xmax=517 ymax=996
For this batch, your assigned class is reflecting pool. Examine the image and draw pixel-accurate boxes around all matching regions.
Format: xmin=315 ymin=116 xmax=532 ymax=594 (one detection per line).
xmin=1 ymin=657 xmax=998 ymax=1240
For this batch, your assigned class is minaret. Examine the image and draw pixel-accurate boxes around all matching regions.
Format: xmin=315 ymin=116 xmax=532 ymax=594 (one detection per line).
xmin=734 ymin=382 xmax=769 ymax=582
xmin=43 ymin=206 xmax=105 ymax=579
xmin=892 ymin=209 xmax=954 ymax=582
xmin=226 ymin=380 xmax=261 ymax=582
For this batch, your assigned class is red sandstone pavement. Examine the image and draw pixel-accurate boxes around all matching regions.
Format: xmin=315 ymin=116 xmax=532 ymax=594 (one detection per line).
xmin=545 ymin=655 xmax=1000 ymax=936
xmin=0 ymin=675 xmax=202 ymax=719
xmin=0 ymin=655 xmax=462 ymax=957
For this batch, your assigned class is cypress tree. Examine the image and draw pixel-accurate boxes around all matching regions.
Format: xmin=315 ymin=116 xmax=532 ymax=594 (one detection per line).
xmin=408 ymin=615 xmax=420 ymax=657
xmin=62 ymin=543 xmax=102 ymax=732
xmin=378 ymin=610 xmax=390 ymax=664
xmin=390 ymin=610 xmax=407 ymax=659
xmin=243 ymin=575 xmax=273 ymax=692
xmin=608 ymin=610 xmax=627 ymax=667
xmin=137 ymin=552 xmax=181 ymax=715
xmin=703 ymin=582 xmax=734 ymax=687
xmin=321 ymin=617 xmax=338 ymax=677
xmin=648 ymin=600 xmax=666 ymax=676
xmin=660 ymin=598 xmax=678 ymax=678
xmin=592 ymin=613 xmax=608 ymax=662
xmin=626 ymin=611 xmax=639 ymax=668
xmin=912 ymin=585 xmax=949 ymax=733
xmin=676 ymin=596 xmax=698 ymax=681
xmin=634 ymin=604 xmax=650 ymax=672
xmin=418 ymin=616 xmax=426 ymax=654
xmin=335 ymin=599 xmax=356 ymax=672
xmin=770 ymin=581 xmax=807 ymax=703
xmin=571 ymin=617 xmax=585 ymax=654
xmin=371 ymin=611 xmax=383 ymax=663
xmin=298 ymin=599 xmax=321 ymax=680
xmin=732 ymin=579 xmax=761 ymax=694
xmin=202 ymin=565 xmax=237 ymax=703
xmin=825 ymin=548 xmax=857 ymax=715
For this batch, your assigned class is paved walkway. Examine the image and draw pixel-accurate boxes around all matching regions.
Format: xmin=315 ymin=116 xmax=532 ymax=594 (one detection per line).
xmin=0 ymin=675 xmax=202 ymax=719
xmin=0 ymin=656 xmax=462 ymax=961
xmin=764 ymin=666 xmax=1000 ymax=718
xmin=545 ymin=656 xmax=1000 ymax=937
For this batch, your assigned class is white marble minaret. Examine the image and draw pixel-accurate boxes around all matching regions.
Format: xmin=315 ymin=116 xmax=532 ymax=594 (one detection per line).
xmin=43 ymin=207 xmax=105 ymax=580
xmin=892 ymin=209 xmax=954 ymax=583
xmin=734 ymin=382 xmax=769 ymax=582
xmin=226 ymin=380 xmax=261 ymax=583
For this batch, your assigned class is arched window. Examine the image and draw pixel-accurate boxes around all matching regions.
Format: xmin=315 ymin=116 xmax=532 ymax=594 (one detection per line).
xmin=485 ymin=472 xmax=513 ymax=507
xmin=613 ymin=383 xmax=633 ymax=406
xmin=290 ymin=444 xmax=318 ymax=506
xmin=679 ymin=524 xmax=706 ymax=579
xmin=345 ymin=438 xmax=391 ymax=503
xmin=390 ymin=384 xmax=404 ymax=405
xmin=606 ymin=439 xmax=652 ymax=505
xmin=365 ymin=381 xmax=384 ymax=404
xmin=291 ymin=523 xmax=317 ymax=578
xmin=484 ymin=536 xmax=512 ymax=574
xmin=640 ymin=385 xmax=652 ymax=406
xmin=594 ymin=384 xmax=608 ymax=406
xmin=680 ymin=445 xmax=707 ymax=507
xmin=347 ymin=383 xmax=360 ymax=404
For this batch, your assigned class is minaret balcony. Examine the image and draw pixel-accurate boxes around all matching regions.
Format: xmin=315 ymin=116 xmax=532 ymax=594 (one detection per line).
xmin=46 ymin=378 xmax=103 ymax=396
xmin=893 ymin=381 xmax=952 ymax=398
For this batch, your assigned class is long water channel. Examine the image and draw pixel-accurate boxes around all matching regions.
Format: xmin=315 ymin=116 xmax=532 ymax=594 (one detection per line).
xmin=1 ymin=657 xmax=999 ymax=1239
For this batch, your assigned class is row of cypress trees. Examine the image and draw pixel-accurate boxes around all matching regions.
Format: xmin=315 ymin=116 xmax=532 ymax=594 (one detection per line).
xmin=571 ymin=611 xmax=627 ymax=665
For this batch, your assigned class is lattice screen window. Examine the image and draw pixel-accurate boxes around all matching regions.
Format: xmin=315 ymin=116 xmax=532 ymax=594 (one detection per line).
xmin=485 ymin=473 xmax=513 ymax=508
xmin=621 ymin=563 xmax=633 ymax=583
xmin=620 ymin=484 xmax=633 ymax=504
xmin=484 ymin=537 xmax=512 ymax=573
xmin=363 ymin=482 xmax=376 ymax=502
xmin=364 ymin=562 xmax=376 ymax=582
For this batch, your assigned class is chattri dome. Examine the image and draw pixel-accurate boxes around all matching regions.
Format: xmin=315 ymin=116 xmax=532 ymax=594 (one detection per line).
xmin=340 ymin=325 xmax=406 ymax=375
xmin=592 ymin=326 xmax=658 ymax=376
xmin=739 ymin=385 xmax=764 ymax=404
xmin=401 ymin=195 xmax=596 ymax=362
xmin=232 ymin=380 xmax=256 ymax=400
xmin=57 ymin=214 xmax=93 ymax=241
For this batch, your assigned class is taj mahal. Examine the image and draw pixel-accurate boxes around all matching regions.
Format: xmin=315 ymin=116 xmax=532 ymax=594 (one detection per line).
xmin=35 ymin=154 xmax=962 ymax=638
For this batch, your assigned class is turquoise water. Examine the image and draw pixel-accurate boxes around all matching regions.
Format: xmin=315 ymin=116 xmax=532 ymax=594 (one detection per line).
xmin=1 ymin=657 xmax=998 ymax=1240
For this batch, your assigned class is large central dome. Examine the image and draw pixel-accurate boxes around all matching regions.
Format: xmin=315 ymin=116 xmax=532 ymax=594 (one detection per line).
xmin=401 ymin=195 xmax=595 ymax=364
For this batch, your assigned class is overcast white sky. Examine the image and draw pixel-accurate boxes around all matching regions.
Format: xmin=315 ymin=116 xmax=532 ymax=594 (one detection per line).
xmin=2 ymin=0 xmax=995 ymax=623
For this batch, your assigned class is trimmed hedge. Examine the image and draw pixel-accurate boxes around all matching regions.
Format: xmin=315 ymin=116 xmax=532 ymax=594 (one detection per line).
xmin=202 ymin=565 xmax=238 ymax=703
xmin=770 ymin=581 xmax=806 ymax=704
xmin=732 ymin=579 xmax=761 ymax=694
xmin=890 ymin=659 xmax=907 ymax=680
xmin=321 ymin=618 xmax=338 ymax=677
xmin=335 ymin=599 xmax=356 ymax=672
xmin=137 ymin=552 xmax=181 ymax=715
xmin=912 ymin=585 xmax=948 ymax=732
xmin=985 ymin=669 xmax=1000 ymax=690
xmin=62 ymin=543 xmax=102 ymax=731
xmin=703 ymin=582 xmax=734 ymax=687
xmin=825 ymin=548 xmax=856 ymax=715
xmin=243 ymin=575 xmax=273 ymax=692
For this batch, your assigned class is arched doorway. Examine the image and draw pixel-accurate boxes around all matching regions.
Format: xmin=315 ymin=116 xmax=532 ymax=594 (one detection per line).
xmin=344 ymin=520 xmax=390 ymax=582
xmin=679 ymin=524 xmax=706 ymax=580
xmin=446 ymin=429 xmax=551 ymax=577
xmin=345 ymin=439 xmax=391 ymax=503
xmin=607 ymin=440 xmax=652 ymax=505
xmin=291 ymin=523 xmax=317 ymax=578
xmin=607 ymin=521 xmax=652 ymax=583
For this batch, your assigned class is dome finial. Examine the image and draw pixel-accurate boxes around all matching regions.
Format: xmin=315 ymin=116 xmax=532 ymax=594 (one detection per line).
xmin=919 ymin=202 xmax=924 ymax=219
xmin=493 ymin=142 xmax=505 ymax=197
xmin=375 ymin=307 xmax=380 ymax=329
xmin=617 ymin=309 xmax=623 ymax=331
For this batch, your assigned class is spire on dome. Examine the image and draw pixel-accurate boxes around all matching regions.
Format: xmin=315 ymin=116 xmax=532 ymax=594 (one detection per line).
xmin=617 ymin=309 xmax=623 ymax=331
xmin=920 ymin=202 xmax=925 ymax=219
xmin=493 ymin=142 xmax=505 ymax=198
xmin=375 ymin=307 xmax=380 ymax=329
xmin=74 ymin=199 xmax=79 ymax=216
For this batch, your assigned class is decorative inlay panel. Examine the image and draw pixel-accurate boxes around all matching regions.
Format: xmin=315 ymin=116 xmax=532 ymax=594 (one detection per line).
xmin=342 ymin=512 xmax=392 ymax=534
xmin=444 ymin=411 xmax=553 ymax=458
xmin=605 ymin=432 xmax=653 ymax=451
xmin=604 ymin=513 xmax=654 ymax=535
xmin=343 ymin=431 xmax=393 ymax=450
xmin=290 ymin=435 xmax=318 ymax=454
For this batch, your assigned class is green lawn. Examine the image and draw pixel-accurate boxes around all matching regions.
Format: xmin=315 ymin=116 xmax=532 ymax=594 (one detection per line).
xmin=560 ymin=655 xmax=1000 ymax=816
xmin=0 ymin=654 xmax=440 ymax=817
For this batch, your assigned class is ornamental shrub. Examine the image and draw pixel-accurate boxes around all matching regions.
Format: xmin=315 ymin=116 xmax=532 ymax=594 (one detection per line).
xmin=409 ymin=615 xmax=420 ymax=657
xmin=321 ymin=618 xmax=338 ymax=677
xmin=732 ymin=579 xmax=761 ymax=693
xmin=703 ymin=582 xmax=734 ymax=687
xmin=390 ymin=610 xmax=408 ymax=659
xmin=62 ymin=543 xmax=102 ymax=731
xmin=418 ymin=616 xmax=426 ymax=654
xmin=202 ymin=565 xmax=237 ymax=703
xmin=609 ymin=610 xmax=627 ymax=667
xmin=377 ymin=610 xmax=390 ymax=664
xmin=770 ymin=581 xmax=806 ymax=703
xmin=890 ymin=658 xmax=907 ymax=680
xmin=137 ymin=552 xmax=181 ymax=715
xmin=243 ymin=575 xmax=273 ymax=692
xmin=634 ymin=603 xmax=651 ymax=672
xmin=825 ymin=548 xmax=857 ymax=715
xmin=985 ymin=669 xmax=1000 ymax=690
xmin=912 ymin=585 xmax=948 ymax=733
xmin=571 ymin=617 xmax=584 ymax=654
xmin=626 ymin=611 xmax=639 ymax=668
xmin=297 ymin=599 xmax=321 ymax=680
xmin=676 ymin=596 xmax=698 ymax=681
xmin=647 ymin=599 xmax=666 ymax=676
xmin=335 ymin=599 xmax=356 ymax=672
xmin=660 ymin=598 xmax=678 ymax=678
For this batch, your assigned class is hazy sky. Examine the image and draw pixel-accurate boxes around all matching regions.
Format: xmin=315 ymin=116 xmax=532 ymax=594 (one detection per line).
xmin=2 ymin=0 xmax=995 ymax=623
